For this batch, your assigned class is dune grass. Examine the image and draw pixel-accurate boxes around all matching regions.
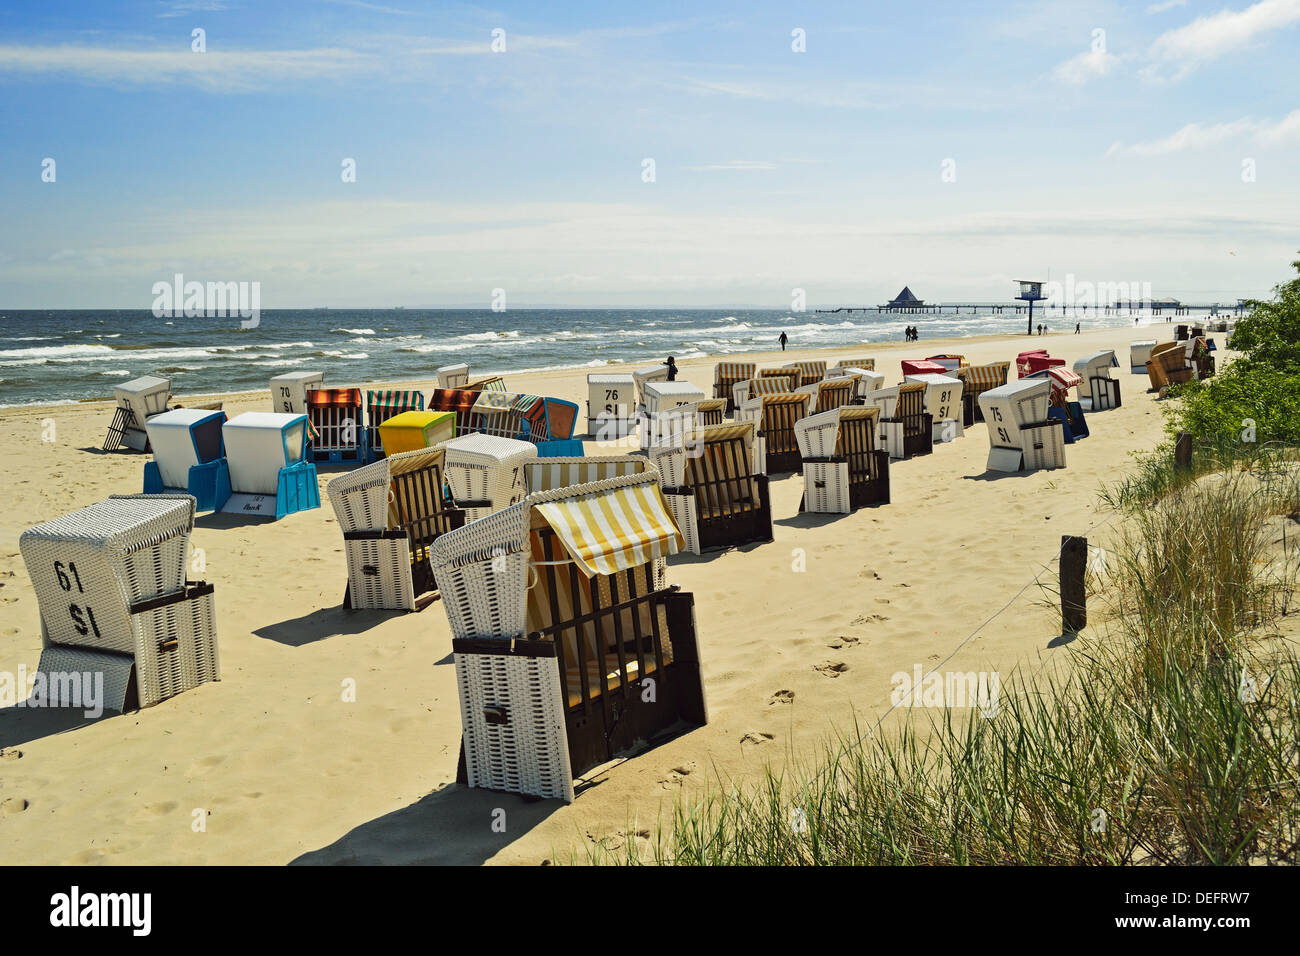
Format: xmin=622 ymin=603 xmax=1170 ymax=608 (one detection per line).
xmin=588 ymin=468 xmax=1300 ymax=866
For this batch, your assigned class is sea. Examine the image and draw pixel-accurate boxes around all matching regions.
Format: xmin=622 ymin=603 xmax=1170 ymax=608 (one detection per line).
xmin=0 ymin=307 xmax=1199 ymax=408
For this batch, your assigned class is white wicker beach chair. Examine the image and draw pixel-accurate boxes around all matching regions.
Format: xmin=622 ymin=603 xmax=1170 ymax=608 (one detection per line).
xmin=795 ymin=406 xmax=890 ymax=514
xmin=429 ymin=472 xmax=706 ymax=802
xmin=713 ymin=362 xmax=756 ymax=412
xmin=326 ymin=446 xmax=465 ymax=611
xmin=18 ymin=494 xmax=219 ymax=712
xmin=632 ymin=364 xmax=671 ymax=410
xmin=103 ymin=376 xmax=171 ymax=452
xmin=977 ymin=378 xmax=1061 ymax=471
xmin=436 ymin=363 xmax=470 ymax=389
xmin=647 ymin=421 xmax=772 ymax=554
xmin=442 ymin=433 xmax=538 ymax=523
xmin=220 ymin=412 xmax=321 ymax=519
xmin=1130 ymin=340 xmax=1157 ymax=374
xmin=902 ymin=372 xmax=965 ymax=442
xmin=586 ymin=372 xmax=636 ymax=439
xmin=269 ymin=370 xmax=324 ymax=415
xmin=1074 ymin=350 xmax=1122 ymax=410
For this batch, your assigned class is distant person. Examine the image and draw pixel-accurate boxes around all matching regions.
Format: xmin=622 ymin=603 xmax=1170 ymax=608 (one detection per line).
xmin=664 ymin=355 xmax=678 ymax=381
xmin=779 ymin=331 xmax=788 ymax=351
xmin=1075 ymin=322 xmax=1081 ymax=334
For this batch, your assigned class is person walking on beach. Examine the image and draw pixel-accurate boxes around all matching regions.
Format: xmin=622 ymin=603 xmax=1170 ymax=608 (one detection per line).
xmin=1075 ymin=322 xmax=1081 ymax=334
xmin=779 ymin=331 xmax=788 ymax=351
xmin=664 ymin=356 xmax=678 ymax=381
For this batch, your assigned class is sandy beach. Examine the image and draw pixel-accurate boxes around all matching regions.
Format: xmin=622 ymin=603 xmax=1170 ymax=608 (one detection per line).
xmin=0 ymin=323 xmax=1187 ymax=864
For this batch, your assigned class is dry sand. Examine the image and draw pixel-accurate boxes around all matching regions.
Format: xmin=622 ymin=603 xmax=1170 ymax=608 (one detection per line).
xmin=0 ymin=324 xmax=1192 ymax=864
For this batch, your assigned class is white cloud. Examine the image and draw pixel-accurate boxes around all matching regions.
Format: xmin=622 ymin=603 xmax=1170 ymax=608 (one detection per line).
xmin=1107 ymin=111 xmax=1300 ymax=154
xmin=1147 ymin=0 xmax=1300 ymax=78
xmin=1107 ymin=119 xmax=1258 ymax=155
xmin=0 ymin=44 xmax=369 ymax=91
xmin=1256 ymin=108 xmax=1300 ymax=143
xmin=1053 ymin=48 xmax=1119 ymax=84
xmin=1146 ymin=0 xmax=1187 ymax=13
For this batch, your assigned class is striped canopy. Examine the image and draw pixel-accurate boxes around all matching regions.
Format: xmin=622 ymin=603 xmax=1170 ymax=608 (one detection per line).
xmin=749 ymin=376 xmax=795 ymax=395
xmin=787 ymin=360 xmax=827 ymax=381
xmin=367 ymin=389 xmax=424 ymax=411
xmin=836 ymin=357 xmax=875 ymax=370
xmin=534 ymin=480 xmax=683 ymax=576
xmin=960 ymin=362 xmax=1010 ymax=389
xmin=714 ymin=361 xmax=756 ymax=383
xmin=307 ymin=387 xmax=362 ymax=406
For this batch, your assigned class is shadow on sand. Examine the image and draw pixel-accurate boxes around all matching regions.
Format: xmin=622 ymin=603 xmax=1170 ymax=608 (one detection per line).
xmin=0 ymin=700 xmax=114 ymax=750
xmin=253 ymin=605 xmax=393 ymax=647
xmin=291 ymin=783 xmax=566 ymax=865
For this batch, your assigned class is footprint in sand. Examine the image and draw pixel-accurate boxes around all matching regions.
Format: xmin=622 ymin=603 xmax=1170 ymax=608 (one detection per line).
xmin=826 ymin=635 xmax=860 ymax=650
xmin=769 ymin=689 xmax=795 ymax=705
xmin=0 ymin=749 xmax=22 ymax=761
xmin=137 ymin=801 xmax=179 ymax=819
xmin=815 ymin=661 xmax=849 ymax=678
xmin=740 ymin=732 xmax=775 ymax=747
xmin=661 ymin=762 xmax=696 ymax=788
xmin=1 ymin=797 xmax=29 ymax=814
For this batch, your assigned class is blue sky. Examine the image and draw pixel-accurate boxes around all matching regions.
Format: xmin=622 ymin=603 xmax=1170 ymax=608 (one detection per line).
xmin=2 ymin=0 xmax=1298 ymax=307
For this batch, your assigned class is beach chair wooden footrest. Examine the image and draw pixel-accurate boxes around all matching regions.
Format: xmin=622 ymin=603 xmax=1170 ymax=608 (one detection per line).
xmin=342 ymin=531 xmax=417 ymax=611
xmin=35 ymin=644 xmax=137 ymax=714
xmin=801 ymin=460 xmax=851 ymax=514
xmin=1021 ymin=420 xmax=1066 ymax=470
xmin=453 ymin=638 xmax=576 ymax=802
xmin=662 ymin=490 xmax=701 ymax=556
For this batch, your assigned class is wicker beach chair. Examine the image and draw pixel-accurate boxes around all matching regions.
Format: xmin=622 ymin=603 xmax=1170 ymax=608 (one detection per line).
xmin=1130 ymin=340 xmax=1157 ymax=374
xmin=956 ymin=361 xmax=1011 ymax=426
xmin=436 ymin=364 xmax=470 ymax=389
xmin=835 ymin=357 xmax=875 ymax=371
xmin=427 ymin=387 xmax=481 ymax=435
xmin=269 ymin=371 xmax=324 ymax=415
xmin=902 ymin=372 xmax=964 ymax=442
xmin=648 ymin=421 xmax=772 ymax=554
xmin=220 ymin=412 xmax=321 ymax=519
xmin=466 ymin=376 xmax=507 ymax=392
xmin=924 ymin=353 xmax=968 ymax=373
xmin=326 ymin=446 xmax=466 ymax=611
xmin=586 ymin=372 xmax=636 ymax=438
xmin=784 ymin=360 xmax=827 ymax=386
xmin=1031 ymin=367 xmax=1089 ymax=443
xmin=641 ymin=381 xmax=707 ymax=448
xmin=442 ymin=433 xmax=538 ymax=523
xmin=19 ymin=494 xmax=219 ymax=713
xmin=1147 ymin=341 xmax=1193 ymax=391
xmin=1072 ymin=350 xmax=1121 ymax=411
xmin=142 ymin=408 xmax=231 ymax=512
xmin=878 ymin=382 xmax=933 ymax=459
xmin=632 ymin=365 xmax=671 ymax=411
xmin=103 ymin=376 xmax=171 ymax=452
xmin=1189 ymin=337 xmax=1216 ymax=380
xmin=713 ymin=361 xmax=756 ymax=412
xmin=732 ymin=373 xmax=795 ymax=410
xmin=796 ymin=405 xmax=889 ymax=513
xmin=430 ymin=472 xmax=706 ymax=802
xmin=307 ymin=387 xmax=368 ymax=464
xmin=810 ymin=377 xmax=856 ymax=414
xmin=739 ymin=392 xmax=811 ymax=473
xmin=366 ymin=389 xmax=425 ymax=459
xmin=977 ymin=378 xmax=1062 ymax=471
xmin=518 ymin=395 xmax=582 ymax=456
xmin=469 ymin=391 xmax=531 ymax=440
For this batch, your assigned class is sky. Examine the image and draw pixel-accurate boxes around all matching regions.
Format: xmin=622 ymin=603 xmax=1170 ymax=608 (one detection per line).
xmin=1 ymin=0 xmax=1298 ymax=308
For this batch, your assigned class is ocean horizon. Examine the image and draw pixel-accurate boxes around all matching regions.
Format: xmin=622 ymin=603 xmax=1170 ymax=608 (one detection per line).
xmin=0 ymin=306 xmax=1205 ymax=407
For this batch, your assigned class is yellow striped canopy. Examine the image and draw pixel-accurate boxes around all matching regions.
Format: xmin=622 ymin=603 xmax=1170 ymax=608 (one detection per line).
xmin=787 ymin=360 xmax=827 ymax=381
xmin=749 ymin=376 xmax=794 ymax=395
xmin=714 ymin=361 xmax=756 ymax=383
xmin=534 ymin=481 xmax=683 ymax=576
xmin=836 ymin=357 xmax=875 ymax=370
xmin=960 ymin=362 xmax=1010 ymax=389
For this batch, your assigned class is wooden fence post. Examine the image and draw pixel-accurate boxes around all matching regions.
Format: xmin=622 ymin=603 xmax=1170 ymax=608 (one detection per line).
xmin=1061 ymin=535 xmax=1088 ymax=634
